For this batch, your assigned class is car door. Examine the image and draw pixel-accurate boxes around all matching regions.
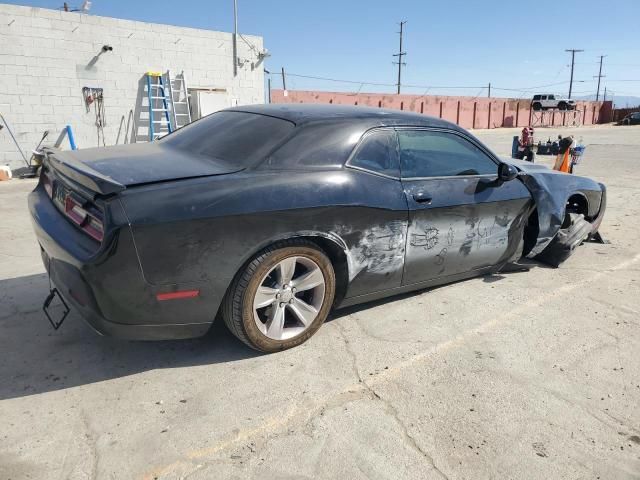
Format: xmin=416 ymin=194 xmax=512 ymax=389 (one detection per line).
xmin=398 ymin=128 xmax=533 ymax=286
xmin=344 ymin=127 xmax=408 ymax=296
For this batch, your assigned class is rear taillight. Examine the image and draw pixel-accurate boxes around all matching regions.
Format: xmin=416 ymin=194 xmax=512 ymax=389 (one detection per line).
xmin=63 ymin=195 xmax=104 ymax=242
xmin=85 ymin=216 xmax=104 ymax=242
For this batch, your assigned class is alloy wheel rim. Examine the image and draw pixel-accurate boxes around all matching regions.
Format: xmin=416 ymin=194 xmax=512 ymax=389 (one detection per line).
xmin=252 ymin=256 xmax=326 ymax=341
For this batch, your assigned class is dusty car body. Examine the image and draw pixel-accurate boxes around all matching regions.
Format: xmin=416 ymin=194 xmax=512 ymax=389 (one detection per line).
xmin=618 ymin=112 xmax=640 ymax=125
xmin=29 ymin=105 xmax=606 ymax=351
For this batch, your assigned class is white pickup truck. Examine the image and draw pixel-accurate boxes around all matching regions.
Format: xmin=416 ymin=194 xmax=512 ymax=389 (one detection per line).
xmin=531 ymin=94 xmax=576 ymax=111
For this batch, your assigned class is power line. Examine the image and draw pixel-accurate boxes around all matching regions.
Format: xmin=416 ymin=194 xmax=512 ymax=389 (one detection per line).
xmin=267 ymin=71 xmax=585 ymax=94
xmin=565 ymin=48 xmax=584 ymax=99
xmin=491 ymin=80 xmax=572 ymax=91
xmin=392 ymin=21 xmax=407 ymax=94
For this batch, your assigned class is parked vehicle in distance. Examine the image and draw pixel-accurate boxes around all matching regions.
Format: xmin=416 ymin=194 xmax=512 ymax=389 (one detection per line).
xmin=29 ymin=105 xmax=606 ymax=352
xmin=618 ymin=111 xmax=640 ymax=125
xmin=531 ymin=94 xmax=576 ymax=111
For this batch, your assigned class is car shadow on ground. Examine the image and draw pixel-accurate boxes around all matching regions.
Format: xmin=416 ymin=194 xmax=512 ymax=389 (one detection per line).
xmin=329 ymin=259 xmax=551 ymax=321
xmin=0 ymin=260 xmax=549 ymax=401
xmin=0 ymin=273 xmax=262 ymax=401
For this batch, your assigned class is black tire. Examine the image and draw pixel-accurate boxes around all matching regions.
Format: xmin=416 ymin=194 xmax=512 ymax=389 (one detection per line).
xmin=532 ymin=102 xmax=542 ymax=111
xmin=222 ymin=240 xmax=336 ymax=352
xmin=558 ymin=102 xmax=567 ymax=111
xmin=535 ymin=213 xmax=592 ymax=267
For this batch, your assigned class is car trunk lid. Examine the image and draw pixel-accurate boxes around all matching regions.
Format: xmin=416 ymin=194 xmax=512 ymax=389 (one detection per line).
xmin=43 ymin=143 xmax=243 ymax=195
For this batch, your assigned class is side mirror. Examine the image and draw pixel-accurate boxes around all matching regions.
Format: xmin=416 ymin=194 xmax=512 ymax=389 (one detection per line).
xmin=498 ymin=163 xmax=518 ymax=182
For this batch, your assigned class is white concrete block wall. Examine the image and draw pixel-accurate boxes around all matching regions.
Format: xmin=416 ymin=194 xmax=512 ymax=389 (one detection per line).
xmin=0 ymin=4 xmax=265 ymax=169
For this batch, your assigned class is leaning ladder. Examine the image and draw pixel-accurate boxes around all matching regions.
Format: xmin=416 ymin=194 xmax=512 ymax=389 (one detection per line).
xmin=146 ymin=71 xmax=173 ymax=141
xmin=166 ymin=70 xmax=192 ymax=130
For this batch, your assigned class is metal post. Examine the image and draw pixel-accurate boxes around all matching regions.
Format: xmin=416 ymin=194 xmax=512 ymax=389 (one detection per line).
xmin=268 ymin=78 xmax=271 ymax=103
xmin=146 ymin=73 xmax=154 ymax=141
xmin=66 ymin=125 xmax=77 ymax=150
xmin=233 ymin=0 xmax=238 ymax=77
xmin=0 ymin=113 xmax=29 ymax=166
xmin=281 ymin=67 xmax=286 ymax=91
xmin=488 ymin=82 xmax=491 ymax=98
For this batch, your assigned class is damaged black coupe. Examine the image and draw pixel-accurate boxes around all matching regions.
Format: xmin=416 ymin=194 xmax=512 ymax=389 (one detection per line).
xmin=29 ymin=105 xmax=606 ymax=352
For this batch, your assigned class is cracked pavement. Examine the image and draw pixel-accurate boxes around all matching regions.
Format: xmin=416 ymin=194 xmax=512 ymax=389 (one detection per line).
xmin=1 ymin=125 xmax=640 ymax=479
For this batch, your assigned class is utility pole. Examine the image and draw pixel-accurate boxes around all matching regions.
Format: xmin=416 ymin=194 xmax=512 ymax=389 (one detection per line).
xmin=392 ymin=21 xmax=407 ymax=95
xmin=603 ymin=86 xmax=607 ymax=102
xmin=281 ymin=67 xmax=286 ymax=91
xmin=488 ymin=82 xmax=491 ymax=98
xmin=565 ymin=49 xmax=584 ymax=99
xmin=594 ymin=55 xmax=607 ymax=101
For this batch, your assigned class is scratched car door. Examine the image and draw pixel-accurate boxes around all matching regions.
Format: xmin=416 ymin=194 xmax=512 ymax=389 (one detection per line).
xmin=398 ymin=128 xmax=532 ymax=285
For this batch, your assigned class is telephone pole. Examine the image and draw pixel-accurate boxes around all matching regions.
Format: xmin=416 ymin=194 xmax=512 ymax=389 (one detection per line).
xmin=393 ymin=21 xmax=407 ymax=94
xmin=565 ymin=49 xmax=583 ymax=99
xmin=594 ymin=55 xmax=607 ymax=101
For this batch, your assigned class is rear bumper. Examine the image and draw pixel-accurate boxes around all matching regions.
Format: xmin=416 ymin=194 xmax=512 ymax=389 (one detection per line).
xmin=39 ymin=247 xmax=210 ymax=340
xmin=29 ymin=185 xmax=213 ymax=340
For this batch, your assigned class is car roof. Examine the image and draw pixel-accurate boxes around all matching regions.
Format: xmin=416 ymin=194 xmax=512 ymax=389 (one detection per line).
xmin=227 ymin=103 xmax=464 ymax=132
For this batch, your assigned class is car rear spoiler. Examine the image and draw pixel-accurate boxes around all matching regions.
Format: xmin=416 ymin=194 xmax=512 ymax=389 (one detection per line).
xmin=43 ymin=147 xmax=126 ymax=195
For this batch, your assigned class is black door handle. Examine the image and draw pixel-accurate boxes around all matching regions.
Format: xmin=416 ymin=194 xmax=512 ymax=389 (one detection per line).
xmin=412 ymin=191 xmax=433 ymax=204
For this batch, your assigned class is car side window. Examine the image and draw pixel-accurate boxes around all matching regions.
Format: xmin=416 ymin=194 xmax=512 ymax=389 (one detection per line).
xmin=533 ymin=95 xmax=541 ymax=101
xmin=349 ymin=129 xmax=399 ymax=177
xmin=397 ymin=130 xmax=498 ymax=179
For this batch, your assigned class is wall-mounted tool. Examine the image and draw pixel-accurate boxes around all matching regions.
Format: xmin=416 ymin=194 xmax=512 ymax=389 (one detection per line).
xmin=82 ymin=86 xmax=106 ymax=146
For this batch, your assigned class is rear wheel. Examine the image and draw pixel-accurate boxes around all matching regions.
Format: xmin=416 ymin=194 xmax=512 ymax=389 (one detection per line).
xmin=222 ymin=240 xmax=335 ymax=352
xmin=558 ymin=102 xmax=567 ymax=111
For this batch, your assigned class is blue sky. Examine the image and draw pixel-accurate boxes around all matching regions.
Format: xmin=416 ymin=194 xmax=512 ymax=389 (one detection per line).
xmin=6 ymin=0 xmax=640 ymax=101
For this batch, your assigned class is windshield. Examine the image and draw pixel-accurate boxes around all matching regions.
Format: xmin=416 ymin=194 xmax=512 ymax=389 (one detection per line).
xmin=160 ymin=111 xmax=295 ymax=165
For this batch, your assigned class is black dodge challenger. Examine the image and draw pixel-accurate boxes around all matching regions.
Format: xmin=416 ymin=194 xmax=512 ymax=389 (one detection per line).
xmin=29 ymin=105 xmax=606 ymax=352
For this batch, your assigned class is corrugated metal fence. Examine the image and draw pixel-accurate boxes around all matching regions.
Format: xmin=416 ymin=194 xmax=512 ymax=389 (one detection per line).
xmin=271 ymin=90 xmax=613 ymax=129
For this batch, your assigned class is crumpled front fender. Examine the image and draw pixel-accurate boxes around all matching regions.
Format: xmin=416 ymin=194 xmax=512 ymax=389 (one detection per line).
xmin=503 ymin=158 xmax=605 ymax=257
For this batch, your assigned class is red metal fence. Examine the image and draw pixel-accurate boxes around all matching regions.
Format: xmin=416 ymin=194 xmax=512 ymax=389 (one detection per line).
xmin=271 ymin=90 xmax=613 ymax=129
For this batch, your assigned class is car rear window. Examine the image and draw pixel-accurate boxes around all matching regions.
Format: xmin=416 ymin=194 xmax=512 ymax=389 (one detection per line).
xmin=261 ymin=121 xmax=366 ymax=170
xmin=160 ymin=111 xmax=295 ymax=165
